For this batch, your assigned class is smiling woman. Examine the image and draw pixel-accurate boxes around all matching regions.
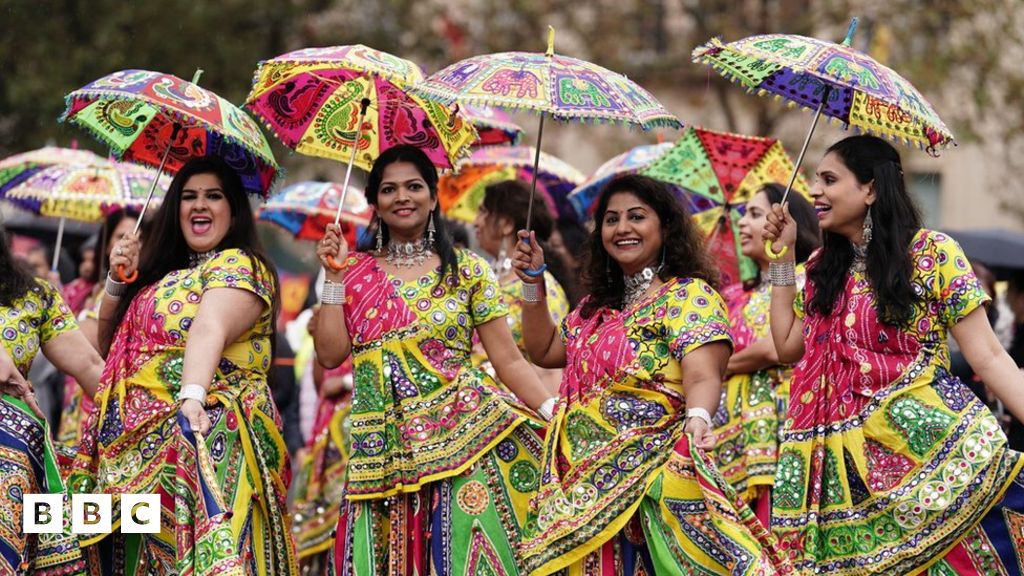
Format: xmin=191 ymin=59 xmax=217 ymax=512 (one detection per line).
xmin=73 ymin=156 xmax=298 ymax=576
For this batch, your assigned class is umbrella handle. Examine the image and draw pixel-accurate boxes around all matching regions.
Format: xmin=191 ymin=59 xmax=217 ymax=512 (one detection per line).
xmin=117 ymin=265 xmax=139 ymax=283
xmin=326 ymin=254 xmax=346 ymax=272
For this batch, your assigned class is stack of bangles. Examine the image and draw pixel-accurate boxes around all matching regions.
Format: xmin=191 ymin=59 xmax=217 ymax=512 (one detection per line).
xmin=105 ymin=274 xmax=127 ymax=298
xmin=321 ymin=280 xmax=345 ymax=305
xmin=521 ymin=281 xmax=542 ymax=303
xmin=768 ymin=260 xmax=796 ymax=286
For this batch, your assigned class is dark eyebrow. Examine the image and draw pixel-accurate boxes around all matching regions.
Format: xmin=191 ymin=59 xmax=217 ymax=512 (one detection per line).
xmin=816 ymin=170 xmax=837 ymax=178
xmin=182 ymin=186 xmax=224 ymax=193
xmin=380 ymin=178 xmax=425 ymax=187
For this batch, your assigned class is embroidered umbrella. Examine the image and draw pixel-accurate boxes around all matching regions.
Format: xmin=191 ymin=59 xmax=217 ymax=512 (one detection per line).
xmin=412 ymin=27 xmax=682 ymax=275
xmin=459 ymin=103 xmax=523 ymax=146
xmin=639 ymin=127 xmax=810 ymax=286
xmin=258 ymin=181 xmax=372 ymax=245
xmin=692 ymin=17 xmax=954 ymax=258
xmin=438 ymin=145 xmax=584 ymax=224
xmin=567 ymin=142 xmax=674 ymax=221
xmin=62 ymin=68 xmax=280 ymax=280
xmin=246 ymin=45 xmax=478 ymax=269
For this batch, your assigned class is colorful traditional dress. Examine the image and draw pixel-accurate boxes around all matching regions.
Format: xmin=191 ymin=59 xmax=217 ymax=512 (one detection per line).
xmin=713 ymin=276 xmax=799 ymax=505
xmin=1 ymin=279 xmax=87 ymax=575
xmin=774 ymin=230 xmax=1024 ymax=575
xmin=68 ymin=249 xmax=299 ymax=576
xmin=328 ymin=249 xmax=543 ymax=576
xmin=520 ymin=277 xmax=792 ymax=575
xmin=290 ymin=361 xmax=352 ymax=571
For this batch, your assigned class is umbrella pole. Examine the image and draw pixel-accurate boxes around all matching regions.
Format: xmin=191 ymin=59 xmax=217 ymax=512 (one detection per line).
xmin=326 ymin=95 xmax=372 ymax=271
xmin=117 ymin=125 xmax=178 ymax=282
xmin=523 ymin=111 xmax=548 ymax=278
xmin=765 ymin=85 xmax=832 ymax=260
xmin=51 ymin=217 xmax=66 ymax=272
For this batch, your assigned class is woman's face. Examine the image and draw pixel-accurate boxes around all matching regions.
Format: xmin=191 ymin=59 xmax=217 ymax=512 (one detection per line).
xmin=374 ymin=161 xmax=437 ymax=241
xmin=737 ymin=191 xmax=770 ymax=262
xmin=600 ymin=191 xmax=662 ymax=276
xmin=810 ymin=151 xmax=875 ymax=240
xmin=179 ymin=172 xmax=232 ymax=253
xmin=78 ymin=248 xmax=96 ymax=279
xmin=473 ymin=204 xmax=512 ymax=258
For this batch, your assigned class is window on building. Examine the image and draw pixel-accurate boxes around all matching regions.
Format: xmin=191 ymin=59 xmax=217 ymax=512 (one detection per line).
xmin=908 ymin=172 xmax=942 ymax=229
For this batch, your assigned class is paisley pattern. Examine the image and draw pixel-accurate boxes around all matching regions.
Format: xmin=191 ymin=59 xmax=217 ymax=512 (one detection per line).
xmin=774 ymin=229 xmax=1024 ymax=575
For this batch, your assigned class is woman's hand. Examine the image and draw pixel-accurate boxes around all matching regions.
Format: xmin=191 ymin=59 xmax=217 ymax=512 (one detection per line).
xmin=181 ymin=398 xmax=212 ymax=435
xmin=317 ymin=224 xmax=348 ymax=282
xmin=763 ymin=203 xmax=797 ymax=260
xmin=512 ymin=230 xmax=545 ymax=283
xmin=110 ymin=233 xmax=141 ymax=279
xmin=684 ymin=417 xmax=716 ymax=450
xmin=0 ymin=350 xmax=45 ymax=419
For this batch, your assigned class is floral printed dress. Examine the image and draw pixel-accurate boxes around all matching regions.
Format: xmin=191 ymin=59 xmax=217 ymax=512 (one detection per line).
xmin=68 ymin=249 xmax=298 ymax=576
xmin=1 ymin=280 xmax=87 ymax=575
xmin=519 ymin=277 xmax=792 ymax=576
xmin=773 ymin=230 xmax=1024 ymax=575
xmin=713 ymin=274 xmax=800 ymax=505
xmin=328 ymin=249 xmax=544 ymax=576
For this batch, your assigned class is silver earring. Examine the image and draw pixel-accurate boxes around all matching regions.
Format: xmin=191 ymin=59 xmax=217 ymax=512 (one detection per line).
xmin=606 ymin=255 xmax=612 ymax=282
xmin=862 ymin=206 xmax=874 ymax=246
xmin=375 ymin=217 xmax=384 ymax=252
xmin=426 ymin=210 xmax=436 ymax=247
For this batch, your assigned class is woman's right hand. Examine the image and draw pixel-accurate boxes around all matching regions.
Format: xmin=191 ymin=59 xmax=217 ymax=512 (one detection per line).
xmin=317 ymin=224 xmax=348 ymax=282
xmin=764 ymin=202 xmax=797 ymax=260
xmin=512 ymin=230 xmax=544 ymax=283
xmin=109 ymin=233 xmax=141 ymax=280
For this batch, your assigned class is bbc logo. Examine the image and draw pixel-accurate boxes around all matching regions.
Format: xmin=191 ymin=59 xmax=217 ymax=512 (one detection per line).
xmin=23 ymin=494 xmax=161 ymax=535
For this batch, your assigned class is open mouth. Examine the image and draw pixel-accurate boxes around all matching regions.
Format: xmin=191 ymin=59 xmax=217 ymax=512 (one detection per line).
xmin=814 ymin=203 xmax=832 ymax=217
xmin=614 ymin=238 xmax=641 ymax=249
xmin=191 ymin=216 xmax=212 ymax=234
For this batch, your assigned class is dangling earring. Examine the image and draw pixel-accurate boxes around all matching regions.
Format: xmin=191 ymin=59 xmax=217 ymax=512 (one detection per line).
xmin=606 ymin=255 xmax=612 ymax=283
xmin=375 ymin=216 xmax=384 ymax=253
xmin=862 ymin=205 xmax=874 ymax=246
xmin=496 ymin=243 xmax=510 ymax=275
xmin=658 ymin=245 xmax=666 ymax=270
xmin=426 ymin=210 xmax=436 ymax=247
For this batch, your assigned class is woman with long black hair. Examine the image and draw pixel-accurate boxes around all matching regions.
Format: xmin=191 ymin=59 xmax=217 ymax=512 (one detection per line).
xmin=764 ymin=134 xmax=1024 ymax=575
xmin=70 ymin=156 xmax=298 ymax=575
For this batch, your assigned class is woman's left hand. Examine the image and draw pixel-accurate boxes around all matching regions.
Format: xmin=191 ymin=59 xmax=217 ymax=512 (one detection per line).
xmin=181 ymin=398 xmax=211 ymax=435
xmin=684 ymin=417 xmax=716 ymax=450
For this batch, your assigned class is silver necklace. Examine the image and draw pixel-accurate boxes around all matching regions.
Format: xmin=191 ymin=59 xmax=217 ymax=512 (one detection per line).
xmin=188 ymin=250 xmax=215 ymax=268
xmin=384 ymin=240 xmax=432 ymax=268
xmin=623 ymin=265 xmax=662 ymax=308
xmin=851 ymin=242 xmax=868 ymax=273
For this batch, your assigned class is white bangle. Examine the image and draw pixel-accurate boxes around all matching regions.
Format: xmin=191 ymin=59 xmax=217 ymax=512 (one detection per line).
xmin=537 ymin=397 xmax=558 ymax=421
xmin=105 ymin=274 xmax=127 ymax=299
xmin=521 ymin=282 xmax=542 ymax=303
xmin=178 ymin=384 xmax=208 ymax=404
xmin=321 ymin=280 xmax=345 ymax=306
xmin=686 ymin=407 xmax=713 ymax=427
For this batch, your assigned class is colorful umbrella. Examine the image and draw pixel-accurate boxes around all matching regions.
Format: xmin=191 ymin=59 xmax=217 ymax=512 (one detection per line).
xmin=0 ymin=147 xmax=108 ymax=200
xmin=62 ymin=69 xmax=279 ymax=281
xmin=692 ymin=18 xmax=954 ymax=258
xmin=412 ymin=27 xmax=682 ymax=247
xmin=567 ymin=142 xmax=674 ymax=221
xmin=438 ymin=145 xmax=584 ymax=223
xmin=246 ymin=45 xmax=478 ymax=270
xmin=458 ymin=103 xmax=523 ymax=146
xmin=635 ymin=127 xmax=810 ymax=286
xmin=258 ymin=181 xmax=372 ymax=244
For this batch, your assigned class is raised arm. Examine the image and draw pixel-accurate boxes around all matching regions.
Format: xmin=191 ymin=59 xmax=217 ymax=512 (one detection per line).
xmin=179 ymin=287 xmax=266 ymax=434
xmin=951 ymin=307 xmax=1024 ymax=422
xmin=764 ymin=203 xmax=806 ymax=363
xmin=42 ymin=330 xmax=104 ymax=399
xmin=98 ymin=233 xmax=141 ymax=355
xmin=313 ymin=224 xmax=352 ymax=368
xmin=512 ymin=231 xmax=567 ymax=369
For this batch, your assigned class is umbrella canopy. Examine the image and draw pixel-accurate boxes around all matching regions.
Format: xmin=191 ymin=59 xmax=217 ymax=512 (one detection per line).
xmin=7 ymin=160 xmax=169 ymax=222
xmin=246 ymin=45 xmax=477 ymax=171
xmin=945 ymin=229 xmax=1024 ymax=281
xmin=61 ymin=69 xmax=280 ymax=197
xmin=438 ymin=145 xmax=584 ymax=223
xmin=258 ymin=181 xmax=372 ymax=244
xmin=459 ymin=103 xmax=523 ymax=146
xmin=567 ymin=142 xmax=674 ymax=221
xmin=638 ymin=127 xmax=810 ymax=286
xmin=1 ymin=146 xmax=108 ymax=196
xmin=692 ymin=26 xmax=954 ymax=152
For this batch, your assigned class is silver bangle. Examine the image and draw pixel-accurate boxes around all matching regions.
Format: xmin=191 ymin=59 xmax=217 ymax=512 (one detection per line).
xmin=178 ymin=383 xmax=208 ymax=404
xmin=521 ymin=282 xmax=542 ymax=303
xmin=320 ymin=280 xmax=346 ymax=306
xmin=686 ymin=407 xmax=713 ymax=427
xmin=768 ymin=261 xmax=796 ymax=287
xmin=105 ymin=274 xmax=127 ymax=299
xmin=537 ymin=397 xmax=558 ymax=421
